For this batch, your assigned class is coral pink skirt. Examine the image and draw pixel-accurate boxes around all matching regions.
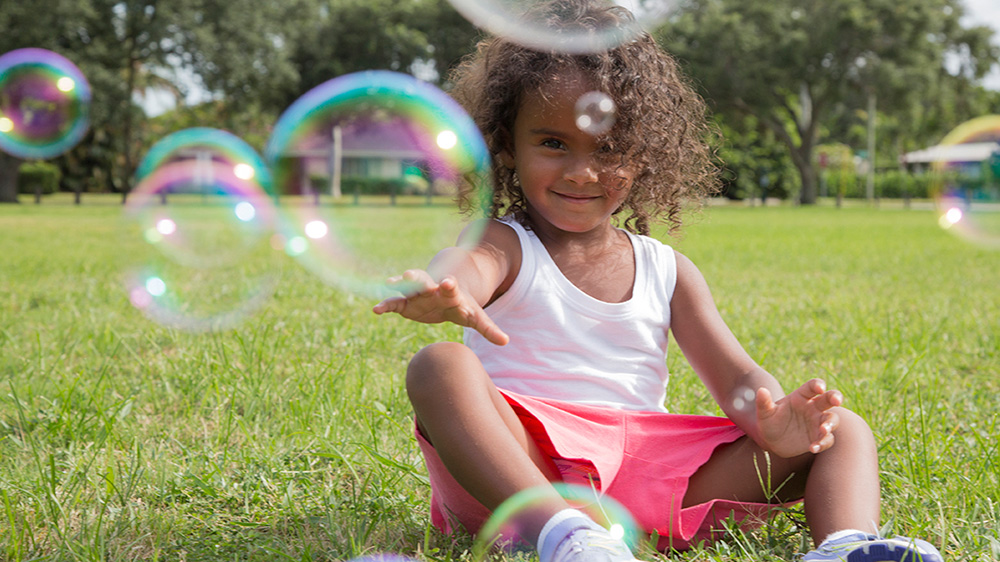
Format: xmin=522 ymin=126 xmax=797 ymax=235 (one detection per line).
xmin=415 ymin=389 xmax=796 ymax=551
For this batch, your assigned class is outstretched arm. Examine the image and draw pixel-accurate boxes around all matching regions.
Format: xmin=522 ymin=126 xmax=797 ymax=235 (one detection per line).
xmin=372 ymin=220 xmax=519 ymax=346
xmin=670 ymin=250 xmax=842 ymax=457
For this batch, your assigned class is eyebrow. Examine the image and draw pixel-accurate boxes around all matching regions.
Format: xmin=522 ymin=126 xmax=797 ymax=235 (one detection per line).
xmin=528 ymin=127 xmax=569 ymax=137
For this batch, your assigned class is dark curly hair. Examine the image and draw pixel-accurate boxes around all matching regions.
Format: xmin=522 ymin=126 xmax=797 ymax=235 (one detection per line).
xmin=448 ymin=0 xmax=719 ymax=236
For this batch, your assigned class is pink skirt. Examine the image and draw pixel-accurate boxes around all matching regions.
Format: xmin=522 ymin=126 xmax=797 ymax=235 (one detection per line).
xmin=416 ymin=389 xmax=797 ymax=551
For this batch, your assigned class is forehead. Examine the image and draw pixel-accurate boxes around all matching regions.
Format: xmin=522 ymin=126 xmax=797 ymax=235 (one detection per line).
xmin=516 ymin=68 xmax=596 ymax=124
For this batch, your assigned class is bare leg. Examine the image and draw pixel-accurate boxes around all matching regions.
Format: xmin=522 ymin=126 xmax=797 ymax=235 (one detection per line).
xmin=407 ymin=341 xmax=567 ymax=541
xmin=683 ymin=407 xmax=880 ymax=545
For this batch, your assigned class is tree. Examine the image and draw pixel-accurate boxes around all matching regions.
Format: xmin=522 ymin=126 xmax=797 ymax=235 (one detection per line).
xmin=659 ymin=0 xmax=1000 ymax=204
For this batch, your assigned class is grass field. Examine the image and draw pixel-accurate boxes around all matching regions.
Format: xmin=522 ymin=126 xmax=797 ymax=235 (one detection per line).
xmin=1 ymin=194 xmax=998 ymax=561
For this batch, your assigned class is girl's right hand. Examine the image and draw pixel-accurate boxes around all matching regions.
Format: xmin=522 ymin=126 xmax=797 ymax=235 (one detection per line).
xmin=372 ymin=269 xmax=510 ymax=346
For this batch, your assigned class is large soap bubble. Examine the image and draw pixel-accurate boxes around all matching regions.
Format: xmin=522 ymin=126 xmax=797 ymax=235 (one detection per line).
xmin=931 ymin=115 xmax=1000 ymax=250
xmin=446 ymin=0 xmax=678 ymax=54
xmin=265 ymin=70 xmax=493 ymax=298
xmin=123 ymin=128 xmax=282 ymax=331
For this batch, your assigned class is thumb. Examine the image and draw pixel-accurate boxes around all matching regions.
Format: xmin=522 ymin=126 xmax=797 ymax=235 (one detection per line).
xmin=756 ymin=387 xmax=777 ymax=420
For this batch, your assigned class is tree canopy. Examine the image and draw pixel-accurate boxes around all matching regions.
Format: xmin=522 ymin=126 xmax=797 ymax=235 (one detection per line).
xmin=0 ymin=0 xmax=997 ymax=204
xmin=659 ymin=0 xmax=1000 ymax=203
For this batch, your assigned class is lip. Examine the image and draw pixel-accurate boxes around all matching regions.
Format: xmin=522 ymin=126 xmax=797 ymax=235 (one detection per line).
xmin=553 ymin=191 xmax=601 ymax=204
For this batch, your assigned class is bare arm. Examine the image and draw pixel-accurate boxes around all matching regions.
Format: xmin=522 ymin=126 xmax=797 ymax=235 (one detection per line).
xmin=372 ymin=220 xmax=520 ymax=346
xmin=669 ymin=250 xmax=841 ymax=456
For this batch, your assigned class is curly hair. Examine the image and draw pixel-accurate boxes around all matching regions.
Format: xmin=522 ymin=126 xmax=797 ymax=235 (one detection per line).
xmin=448 ymin=0 xmax=719 ymax=236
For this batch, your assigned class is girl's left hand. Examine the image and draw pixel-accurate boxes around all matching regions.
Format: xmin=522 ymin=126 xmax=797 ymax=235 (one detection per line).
xmin=755 ymin=378 xmax=842 ymax=457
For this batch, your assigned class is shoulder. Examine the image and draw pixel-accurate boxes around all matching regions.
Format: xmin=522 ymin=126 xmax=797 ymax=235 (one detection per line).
xmin=671 ymin=249 xmax=714 ymax=310
xmin=460 ymin=218 xmax=524 ymax=303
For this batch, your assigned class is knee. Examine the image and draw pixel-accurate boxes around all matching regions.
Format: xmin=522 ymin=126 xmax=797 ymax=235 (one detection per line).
xmin=406 ymin=341 xmax=478 ymax=406
xmin=831 ymin=406 xmax=878 ymax=456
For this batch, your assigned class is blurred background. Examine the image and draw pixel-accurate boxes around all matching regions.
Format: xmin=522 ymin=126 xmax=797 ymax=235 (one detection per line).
xmin=0 ymin=0 xmax=998 ymax=206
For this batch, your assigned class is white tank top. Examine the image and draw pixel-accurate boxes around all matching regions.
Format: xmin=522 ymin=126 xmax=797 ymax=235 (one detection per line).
xmin=464 ymin=218 xmax=677 ymax=412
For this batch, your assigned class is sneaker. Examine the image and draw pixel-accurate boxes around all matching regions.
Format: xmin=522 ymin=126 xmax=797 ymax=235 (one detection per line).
xmin=539 ymin=517 xmax=638 ymax=562
xmin=803 ymin=532 xmax=944 ymax=562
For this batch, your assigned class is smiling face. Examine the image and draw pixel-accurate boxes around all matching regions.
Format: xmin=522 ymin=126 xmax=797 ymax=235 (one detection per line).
xmin=500 ymin=70 xmax=634 ymax=238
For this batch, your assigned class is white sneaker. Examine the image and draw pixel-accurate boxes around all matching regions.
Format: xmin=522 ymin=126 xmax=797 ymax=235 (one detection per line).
xmin=539 ymin=517 xmax=639 ymax=562
xmin=802 ymin=532 xmax=944 ymax=562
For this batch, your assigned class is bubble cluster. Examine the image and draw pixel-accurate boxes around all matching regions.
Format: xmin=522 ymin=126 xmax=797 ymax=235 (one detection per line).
xmin=474 ymin=483 xmax=640 ymax=557
xmin=124 ymin=128 xmax=282 ymax=331
xmin=446 ymin=0 xmax=677 ymax=54
xmin=930 ymin=115 xmax=1000 ymax=250
xmin=265 ymin=70 xmax=493 ymax=298
xmin=0 ymin=48 xmax=91 ymax=159
xmin=575 ymin=91 xmax=616 ymax=135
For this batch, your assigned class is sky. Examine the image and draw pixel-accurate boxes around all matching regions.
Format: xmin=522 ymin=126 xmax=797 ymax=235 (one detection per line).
xmin=963 ymin=0 xmax=1000 ymax=89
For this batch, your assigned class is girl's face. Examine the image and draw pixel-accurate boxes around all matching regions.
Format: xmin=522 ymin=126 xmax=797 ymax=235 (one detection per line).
xmin=500 ymin=70 xmax=633 ymax=236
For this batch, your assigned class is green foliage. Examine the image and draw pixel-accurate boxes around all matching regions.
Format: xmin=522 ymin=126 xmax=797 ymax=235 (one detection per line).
xmin=659 ymin=0 xmax=1000 ymax=204
xmin=16 ymin=161 xmax=62 ymax=196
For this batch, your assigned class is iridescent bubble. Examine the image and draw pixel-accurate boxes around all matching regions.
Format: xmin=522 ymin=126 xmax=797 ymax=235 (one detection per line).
xmin=123 ymin=128 xmax=282 ymax=331
xmin=930 ymin=115 xmax=1000 ymax=250
xmin=446 ymin=0 xmax=678 ymax=54
xmin=575 ymin=91 xmax=616 ymax=135
xmin=128 ymin=128 xmax=277 ymax=269
xmin=731 ymin=385 xmax=756 ymax=412
xmin=474 ymin=483 xmax=641 ymax=558
xmin=0 ymin=48 xmax=91 ymax=159
xmin=265 ymin=70 xmax=493 ymax=298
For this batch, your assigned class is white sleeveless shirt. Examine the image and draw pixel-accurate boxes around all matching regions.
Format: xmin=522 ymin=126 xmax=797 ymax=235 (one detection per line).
xmin=464 ymin=218 xmax=677 ymax=412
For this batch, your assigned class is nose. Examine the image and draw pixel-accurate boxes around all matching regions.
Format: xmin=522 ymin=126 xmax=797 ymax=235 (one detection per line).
xmin=563 ymin=153 xmax=600 ymax=185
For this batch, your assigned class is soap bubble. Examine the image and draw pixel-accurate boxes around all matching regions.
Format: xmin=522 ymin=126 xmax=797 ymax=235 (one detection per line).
xmin=265 ymin=70 xmax=493 ymax=298
xmin=446 ymin=0 xmax=679 ymax=54
xmin=128 ymin=128 xmax=277 ymax=269
xmin=474 ymin=483 xmax=640 ymax=558
xmin=575 ymin=91 xmax=616 ymax=135
xmin=930 ymin=115 xmax=1000 ymax=250
xmin=0 ymin=48 xmax=91 ymax=159
xmin=731 ymin=385 xmax=756 ymax=412
xmin=123 ymin=128 xmax=282 ymax=331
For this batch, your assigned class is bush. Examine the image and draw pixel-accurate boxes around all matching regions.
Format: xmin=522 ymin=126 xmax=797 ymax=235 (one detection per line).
xmin=17 ymin=161 xmax=62 ymax=195
xmin=341 ymin=177 xmax=412 ymax=196
xmin=876 ymin=170 xmax=931 ymax=199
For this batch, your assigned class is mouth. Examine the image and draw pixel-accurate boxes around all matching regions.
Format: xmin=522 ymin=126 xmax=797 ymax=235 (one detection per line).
xmin=554 ymin=192 xmax=601 ymax=204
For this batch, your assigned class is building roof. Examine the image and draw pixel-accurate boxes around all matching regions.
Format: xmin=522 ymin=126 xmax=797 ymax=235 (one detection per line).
xmin=903 ymin=142 xmax=1000 ymax=164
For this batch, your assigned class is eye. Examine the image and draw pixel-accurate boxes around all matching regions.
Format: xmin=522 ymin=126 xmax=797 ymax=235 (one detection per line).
xmin=540 ymin=138 xmax=566 ymax=150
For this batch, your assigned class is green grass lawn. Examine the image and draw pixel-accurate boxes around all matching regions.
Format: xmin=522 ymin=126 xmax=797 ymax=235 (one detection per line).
xmin=1 ymin=194 xmax=997 ymax=561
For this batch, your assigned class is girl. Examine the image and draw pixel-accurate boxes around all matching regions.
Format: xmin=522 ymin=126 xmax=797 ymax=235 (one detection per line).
xmin=375 ymin=1 xmax=943 ymax=561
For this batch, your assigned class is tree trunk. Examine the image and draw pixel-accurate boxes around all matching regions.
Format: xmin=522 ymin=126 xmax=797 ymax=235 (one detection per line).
xmin=796 ymin=157 xmax=818 ymax=205
xmin=0 ymin=152 xmax=20 ymax=203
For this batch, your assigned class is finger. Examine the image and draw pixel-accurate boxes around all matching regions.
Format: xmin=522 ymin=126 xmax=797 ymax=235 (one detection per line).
xmin=755 ymin=387 xmax=777 ymax=419
xmin=812 ymin=389 xmax=844 ymax=411
xmin=373 ymin=296 xmax=406 ymax=315
xmin=387 ymin=269 xmax=437 ymax=295
xmin=810 ymin=431 xmax=836 ymax=454
xmin=466 ymin=307 xmax=509 ymax=346
xmin=799 ymin=378 xmax=827 ymax=399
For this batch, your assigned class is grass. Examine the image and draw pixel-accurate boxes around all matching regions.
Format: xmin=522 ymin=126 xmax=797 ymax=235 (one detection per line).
xmin=1 ymin=193 xmax=998 ymax=561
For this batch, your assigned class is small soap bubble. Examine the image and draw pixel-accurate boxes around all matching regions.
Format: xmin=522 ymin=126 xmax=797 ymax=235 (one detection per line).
xmin=265 ymin=70 xmax=493 ymax=298
xmin=0 ymin=48 xmax=91 ymax=159
xmin=474 ymin=483 xmax=640 ymax=559
xmin=575 ymin=91 xmax=616 ymax=136
xmin=447 ymin=0 xmax=679 ymax=54
xmin=930 ymin=115 xmax=1000 ymax=250
xmin=123 ymin=128 xmax=282 ymax=331
xmin=731 ymin=385 xmax=756 ymax=412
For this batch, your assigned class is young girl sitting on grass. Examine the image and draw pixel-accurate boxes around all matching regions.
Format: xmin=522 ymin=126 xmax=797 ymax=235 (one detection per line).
xmin=374 ymin=1 xmax=943 ymax=561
